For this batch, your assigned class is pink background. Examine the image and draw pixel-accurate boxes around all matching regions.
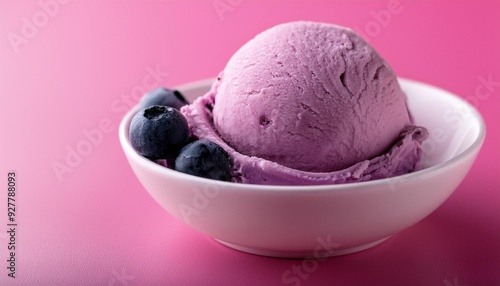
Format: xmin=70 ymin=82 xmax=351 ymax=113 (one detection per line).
xmin=1 ymin=0 xmax=499 ymax=285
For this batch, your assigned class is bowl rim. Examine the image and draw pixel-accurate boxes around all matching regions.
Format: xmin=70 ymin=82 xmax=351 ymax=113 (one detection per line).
xmin=119 ymin=77 xmax=486 ymax=192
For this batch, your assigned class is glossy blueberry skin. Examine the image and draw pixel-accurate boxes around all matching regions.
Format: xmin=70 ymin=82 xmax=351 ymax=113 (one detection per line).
xmin=129 ymin=105 xmax=189 ymax=159
xmin=175 ymin=140 xmax=232 ymax=181
xmin=139 ymin=87 xmax=189 ymax=110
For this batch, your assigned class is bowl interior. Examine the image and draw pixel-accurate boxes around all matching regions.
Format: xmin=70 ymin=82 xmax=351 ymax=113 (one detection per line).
xmin=402 ymin=79 xmax=485 ymax=168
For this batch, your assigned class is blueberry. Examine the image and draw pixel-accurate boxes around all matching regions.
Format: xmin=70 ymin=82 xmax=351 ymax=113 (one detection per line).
xmin=175 ymin=140 xmax=232 ymax=181
xmin=129 ymin=105 xmax=189 ymax=159
xmin=139 ymin=87 xmax=189 ymax=110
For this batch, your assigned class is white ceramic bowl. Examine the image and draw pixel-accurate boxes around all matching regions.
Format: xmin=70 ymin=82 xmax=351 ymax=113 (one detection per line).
xmin=119 ymin=78 xmax=485 ymax=258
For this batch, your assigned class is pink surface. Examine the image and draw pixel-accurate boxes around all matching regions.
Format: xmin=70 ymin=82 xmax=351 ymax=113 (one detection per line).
xmin=1 ymin=0 xmax=499 ymax=285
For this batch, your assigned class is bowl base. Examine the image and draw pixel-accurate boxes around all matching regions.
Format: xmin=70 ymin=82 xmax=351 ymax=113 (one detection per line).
xmin=214 ymin=236 xmax=391 ymax=258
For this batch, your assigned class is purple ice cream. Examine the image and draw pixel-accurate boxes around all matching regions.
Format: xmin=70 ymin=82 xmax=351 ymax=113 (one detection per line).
xmin=181 ymin=21 xmax=428 ymax=185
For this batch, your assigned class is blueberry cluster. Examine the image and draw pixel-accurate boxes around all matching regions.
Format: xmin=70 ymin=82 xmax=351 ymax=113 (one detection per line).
xmin=129 ymin=87 xmax=232 ymax=181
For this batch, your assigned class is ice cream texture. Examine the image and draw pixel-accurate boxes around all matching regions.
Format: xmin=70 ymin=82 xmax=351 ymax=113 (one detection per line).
xmin=181 ymin=21 xmax=428 ymax=185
